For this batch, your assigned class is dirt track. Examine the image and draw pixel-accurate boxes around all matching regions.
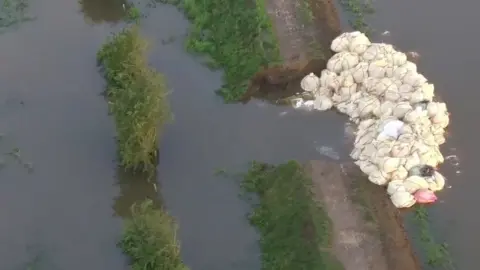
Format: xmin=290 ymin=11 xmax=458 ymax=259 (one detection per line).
xmin=306 ymin=160 xmax=422 ymax=270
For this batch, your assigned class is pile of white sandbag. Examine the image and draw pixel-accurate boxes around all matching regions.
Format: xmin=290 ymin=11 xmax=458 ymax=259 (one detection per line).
xmin=300 ymin=31 xmax=449 ymax=208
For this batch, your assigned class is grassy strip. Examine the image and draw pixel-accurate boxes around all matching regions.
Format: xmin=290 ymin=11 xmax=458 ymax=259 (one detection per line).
xmin=97 ymin=25 xmax=170 ymax=172
xmin=241 ymin=161 xmax=343 ymax=270
xmin=119 ymin=199 xmax=188 ymax=270
xmin=338 ymin=0 xmax=374 ymax=35
xmin=412 ymin=205 xmax=455 ymax=269
xmin=157 ymin=0 xmax=281 ymax=102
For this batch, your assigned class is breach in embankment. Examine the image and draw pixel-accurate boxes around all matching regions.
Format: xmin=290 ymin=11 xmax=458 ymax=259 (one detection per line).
xmin=298 ymin=31 xmax=450 ymax=208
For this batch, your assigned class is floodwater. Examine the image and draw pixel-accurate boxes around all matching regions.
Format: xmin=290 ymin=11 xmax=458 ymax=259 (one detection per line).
xmin=362 ymin=1 xmax=477 ymax=269
xmin=0 ymin=0 xmax=347 ymax=269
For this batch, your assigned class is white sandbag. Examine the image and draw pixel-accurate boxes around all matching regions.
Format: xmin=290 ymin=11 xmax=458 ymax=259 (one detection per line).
xmin=392 ymin=165 xmax=408 ymax=180
xmin=430 ymin=171 xmax=446 ymax=191
xmin=357 ymin=96 xmax=380 ymax=118
xmin=373 ymin=77 xmax=394 ymax=96
xmin=357 ymin=160 xmax=379 ymax=175
xmin=313 ymin=96 xmax=333 ymax=111
xmin=354 ymin=131 xmax=376 ymax=148
xmin=368 ymin=59 xmax=388 ymax=78
xmin=398 ymin=83 xmax=413 ymax=94
xmin=403 ymin=71 xmax=427 ymax=87
xmin=351 ymin=148 xmax=362 ymax=160
xmin=387 ymin=180 xmax=406 ymax=195
xmin=362 ymin=44 xmax=383 ymax=61
xmin=327 ymin=52 xmax=360 ymax=74
xmin=403 ymin=175 xmax=430 ymax=193
xmin=426 ymin=102 xmax=440 ymax=117
xmin=330 ymin=32 xmax=351 ymax=52
xmin=391 ymin=51 xmax=407 ymax=66
xmin=384 ymin=84 xmax=401 ymax=102
xmin=373 ymin=101 xmax=396 ymax=118
xmin=349 ymin=32 xmax=371 ymax=54
xmin=376 ymin=157 xmax=403 ymax=173
xmin=300 ymin=73 xmax=320 ymax=92
xmin=434 ymin=134 xmax=446 ymax=145
xmin=368 ymin=170 xmax=389 ymax=185
xmin=359 ymin=143 xmax=377 ymax=160
xmin=351 ymin=62 xmax=369 ymax=83
xmin=385 ymin=65 xmax=396 ymax=78
xmin=431 ymin=112 xmax=450 ymax=128
xmin=418 ymin=83 xmax=435 ymax=101
xmin=391 ymin=141 xmax=412 ymax=158
xmin=403 ymin=107 xmax=427 ymax=123
xmin=358 ymin=119 xmax=376 ymax=131
xmin=404 ymin=151 xmax=421 ymax=170
xmin=399 ymin=124 xmax=414 ymax=135
xmin=391 ymin=190 xmax=416 ymax=208
xmin=374 ymin=139 xmax=395 ymax=158
xmin=320 ymin=69 xmax=342 ymax=90
xmin=393 ymin=102 xmax=413 ymax=118
xmin=317 ymin=87 xmax=333 ymax=97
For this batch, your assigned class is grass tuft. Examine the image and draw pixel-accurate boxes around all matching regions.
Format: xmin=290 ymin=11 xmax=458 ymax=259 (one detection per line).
xmin=241 ymin=160 xmax=343 ymax=270
xmin=119 ymin=199 xmax=188 ymax=270
xmin=97 ymin=25 xmax=171 ymax=172
xmin=413 ymin=205 xmax=455 ymax=269
xmin=158 ymin=0 xmax=281 ymax=102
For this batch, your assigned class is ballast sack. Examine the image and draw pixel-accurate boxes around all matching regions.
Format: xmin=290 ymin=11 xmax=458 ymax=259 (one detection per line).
xmin=330 ymin=32 xmax=351 ymax=52
xmin=349 ymin=32 xmax=371 ymax=54
xmin=300 ymin=73 xmax=320 ymax=92
xmin=320 ymin=69 xmax=342 ymax=91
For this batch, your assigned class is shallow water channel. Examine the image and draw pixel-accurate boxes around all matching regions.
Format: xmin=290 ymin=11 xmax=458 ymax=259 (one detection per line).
xmin=0 ymin=0 xmax=347 ymax=269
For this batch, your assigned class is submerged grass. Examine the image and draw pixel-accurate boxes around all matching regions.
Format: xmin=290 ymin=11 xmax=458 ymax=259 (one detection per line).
xmin=119 ymin=199 xmax=188 ymax=270
xmin=241 ymin=161 xmax=343 ymax=270
xmin=157 ymin=0 xmax=281 ymax=102
xmin=413 ymin=205 xmax=455 ymax=269
xmin=97 ymin=25 xmax=170 ymax=172
xmin=0 ymin=0 xmax=34 ymax=30
xmin=338 ymin=0 xmax=374 ymax=35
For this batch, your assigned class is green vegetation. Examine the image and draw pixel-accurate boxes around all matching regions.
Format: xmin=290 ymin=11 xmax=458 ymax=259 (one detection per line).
xmin=126 ymin=5 xmax=142 ymax=22
xmin=241 ymin=161 xmax=343 ymax=270
xmin=413 ymin=205 xmax=455 ymax=269
xmin=119 ymin=200 xmax=188 ymax=270
xmin=97 ymin=25 xmax=170 ymax=172
xmin=0 ymin=0 xmax=34 ymax=29
xmin=157 ymin=0 xmax=281 ymax=102
xmin=338 ymin=0 xmax=374 ymax=35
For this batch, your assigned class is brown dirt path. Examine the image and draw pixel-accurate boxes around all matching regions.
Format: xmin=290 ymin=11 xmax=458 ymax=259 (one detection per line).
xmin=306 ymin=160 xmax=422 ymax=270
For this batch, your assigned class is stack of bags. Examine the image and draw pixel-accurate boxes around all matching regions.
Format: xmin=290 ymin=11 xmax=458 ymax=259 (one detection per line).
xmin=300 ymin=31 xmax=449 ymax=208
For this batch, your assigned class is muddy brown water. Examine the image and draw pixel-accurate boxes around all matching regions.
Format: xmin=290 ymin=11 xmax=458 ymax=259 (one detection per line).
xmin=0 ymin=1 xmax=346 ymax=269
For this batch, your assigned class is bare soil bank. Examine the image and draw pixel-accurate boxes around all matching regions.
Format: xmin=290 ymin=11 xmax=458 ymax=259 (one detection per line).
xmin=241 ymin=0 xmax=341 ymax=102
xmin=306 ymin=160 xmax=422 ymax=270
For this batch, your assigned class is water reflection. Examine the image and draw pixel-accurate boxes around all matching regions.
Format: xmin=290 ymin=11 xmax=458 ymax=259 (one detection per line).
xmin=112 ymin=168 xmax=162 ymax=218
xmin=78 ymin=0 xmax=126 ymax=24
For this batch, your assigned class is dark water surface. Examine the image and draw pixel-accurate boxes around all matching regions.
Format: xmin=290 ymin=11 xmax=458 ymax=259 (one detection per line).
xmin=363 ymin=1 xmax=475 ymax=269
xmin=0 ymin=0 xmax=347 ymax=269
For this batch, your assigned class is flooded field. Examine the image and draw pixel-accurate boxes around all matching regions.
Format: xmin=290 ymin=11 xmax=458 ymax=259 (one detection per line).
xmin=0 ymin=0 xmax=477 ymax=269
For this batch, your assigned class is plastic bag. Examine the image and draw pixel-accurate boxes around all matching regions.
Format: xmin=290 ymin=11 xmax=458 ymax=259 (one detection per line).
xmin=414 ymin=189 xmax=437 ymax=204
xmin=429 ymin=171 xmax=446 ymax=191
xmin=377 ymin=119 xmax=404 ymax=139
